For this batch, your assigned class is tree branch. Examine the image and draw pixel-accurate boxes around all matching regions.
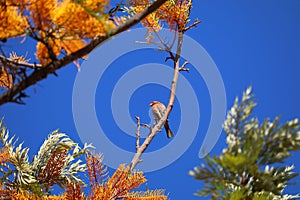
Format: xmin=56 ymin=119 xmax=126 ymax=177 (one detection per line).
xmin=0 ymin=55 xmax=42 ymax=69
xmin=130 ymin=31 xmax=184 ymax=171
xmin=0 ymin=0 xmax=168 ymax=105
xmin=179 ymin=61 xmax=189 ymax=72
xmin=135 ymin=116 xmax=141 ymax=151
xmin=184 ymin=19 xmax=201 ymax=32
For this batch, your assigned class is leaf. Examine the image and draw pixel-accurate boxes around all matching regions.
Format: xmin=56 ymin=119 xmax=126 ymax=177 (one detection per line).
xmin=190 ymin=87 xmax=300 ymax=199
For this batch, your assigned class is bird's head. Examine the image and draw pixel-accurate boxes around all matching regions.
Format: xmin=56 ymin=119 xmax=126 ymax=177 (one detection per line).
xmin=149 ymin=101 xmax=159 ymax=107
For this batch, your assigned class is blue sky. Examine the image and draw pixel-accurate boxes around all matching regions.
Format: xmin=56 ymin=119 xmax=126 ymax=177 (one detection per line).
xmin=1 ymin=0 xmax=300 ymax=199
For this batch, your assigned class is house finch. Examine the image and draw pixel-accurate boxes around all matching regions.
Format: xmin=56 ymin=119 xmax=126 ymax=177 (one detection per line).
xmin=150 ymin=101 xmax=174 ymax=138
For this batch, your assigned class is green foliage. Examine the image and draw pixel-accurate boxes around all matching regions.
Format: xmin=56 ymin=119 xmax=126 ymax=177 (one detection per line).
xmin=189 ymin=87 xmax=300 ymax=199
xmin=0 ymin=119 xmax=93 ymax=196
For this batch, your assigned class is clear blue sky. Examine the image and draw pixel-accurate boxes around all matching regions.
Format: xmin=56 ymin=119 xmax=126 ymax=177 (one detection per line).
xmin=1 ymin=0 xmax=300 ymax=199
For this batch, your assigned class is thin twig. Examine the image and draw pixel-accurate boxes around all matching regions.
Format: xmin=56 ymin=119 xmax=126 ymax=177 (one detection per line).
xmin=142 ymin=124 xmax=152 ymax=130
xmin=184 ymin=19 xmax=201 ymax=32
xmin=179 ymin=61 xmax=189 ymax=72
xmin=135 ymin=116 xmax=141 ymax=151
xmin=0 ymin=55 xmax=42 ymax=69
xmin=150 ymin=26 xmax=175 ymax=61
xmin=169 ymin=29 xmax=178 ymax=52
xmin=0 ymin=0 xmax=168 ymax=105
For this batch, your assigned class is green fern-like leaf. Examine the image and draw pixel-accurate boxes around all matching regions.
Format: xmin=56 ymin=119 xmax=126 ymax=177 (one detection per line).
xmin=0 ymin=119 xmax=37 ymax=188
xmin=0 ymin=118 xmax=93 ymax=196
xmin=190 ymin=87 xmax=300 ymax=199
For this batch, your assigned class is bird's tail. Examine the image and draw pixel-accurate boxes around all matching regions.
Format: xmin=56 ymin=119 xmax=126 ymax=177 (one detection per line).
xmin=164 ymin=120 xmax=174 ymax=138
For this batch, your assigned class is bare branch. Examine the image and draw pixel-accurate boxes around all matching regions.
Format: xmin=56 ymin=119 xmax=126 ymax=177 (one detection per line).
xmin=141 ymin=124 xmax=152 ymax=130
xmin=150 ymin=27 xmax=175 ymax=61
xmin=130 ymin=31 xmax=185 ymax=171
xmin=0 ymin=55 xmax=42 ymax=69
xmin=179 ymin=61 xmax=189 ymax=72
xmin=135 ymin=116 xmax=141 ymax=151
xmin=179 ymin=68 xmax=189 ymax=72
xmin=184 ymin=19 xmax=201 ymax=32
xmin=0 ymin=0 xmax=168 ymax=105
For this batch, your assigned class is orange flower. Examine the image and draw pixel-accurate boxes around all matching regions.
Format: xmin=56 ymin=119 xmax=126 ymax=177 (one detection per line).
xmin=158 ymin=0 xmax=192 ymax=31
xmin=35 ymin=30 xmax=86 ymax=66
xmin=128 ymin=0 xmax=192 ymax=32
xmin=63 ymin=183 xmax=85 ymax=200
xmin=0 ymin=67 xmax=14 ymax=89
xmin=125 ymin=190 xmax=168 ymax=200
xmin=83 ymin=0 xmax=110 ymax=12
xmin=52 ymin=0 xmax=115 ymax=39
xmin=87 ymin=153 xmax=148 ymax=200
xmin=35 ymin=39 xmax=61 ymax=66
xmin=0 ymin=3 xmax=28 ymax=39
xmin=0 ymin=148 xmax=10 ymax=163
xmin=29 ymin=0 xmax=57 ymax=29
xmin=131 ymin=2 xmax=162 ymax=32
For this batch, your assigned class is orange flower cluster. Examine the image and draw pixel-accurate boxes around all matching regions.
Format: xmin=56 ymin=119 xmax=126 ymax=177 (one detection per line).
xmin=35 ymin=36 xmax=86 ymax=66
xmin=37 ymin=150 xmax=68 ymax=188
xmin=0 ymin=148 xmax=9 ymax=163
xmin=0 ymin=151 xmax=168 ymax=199
xmin=0 ymin=0 xmax=115 ymax=67
xmin=7 ymin=191 xmax=63 ymax=200
xmin=87 ymin=153 xmax=107 ymax=186
xmin=30 ymin=0 xmax=56 ymax=29
xmin=0 ymin=182 xmax=63 ymax=199
xmin=129 ymin=0 xmax=192 ymax=32
xmin=159 ymin=0 xmax=192 ymax=31
xmin=0 ymin=1 xmax=28 ymax=40
xmin=64 ymin=183 xmax=85 ymax=200
xmin=87 ymin=154 xmax=168 ymax=200
xmin=0 ymin=67 xmax=13 ymax=89
xmin=82 ymin=0 xmax=110 ymax=13
xmin=4 ymin=0 xmax=29 ymax=8
xmin=89 ymin=164 xmax=152 ymax=199
xmin=125 ymin=190 xmax=168 ymax=200
xmin=52 ymin=0 xmax=115 ymax=39
xmin=129 ymin=0 xmax=161 ymax=32
xmin=34 ymin=0 xmax=115 ymax=66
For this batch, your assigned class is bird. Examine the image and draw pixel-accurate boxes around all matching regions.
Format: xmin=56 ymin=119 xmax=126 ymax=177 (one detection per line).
xmin=150 ymin=101 xmax=174 ymax=138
